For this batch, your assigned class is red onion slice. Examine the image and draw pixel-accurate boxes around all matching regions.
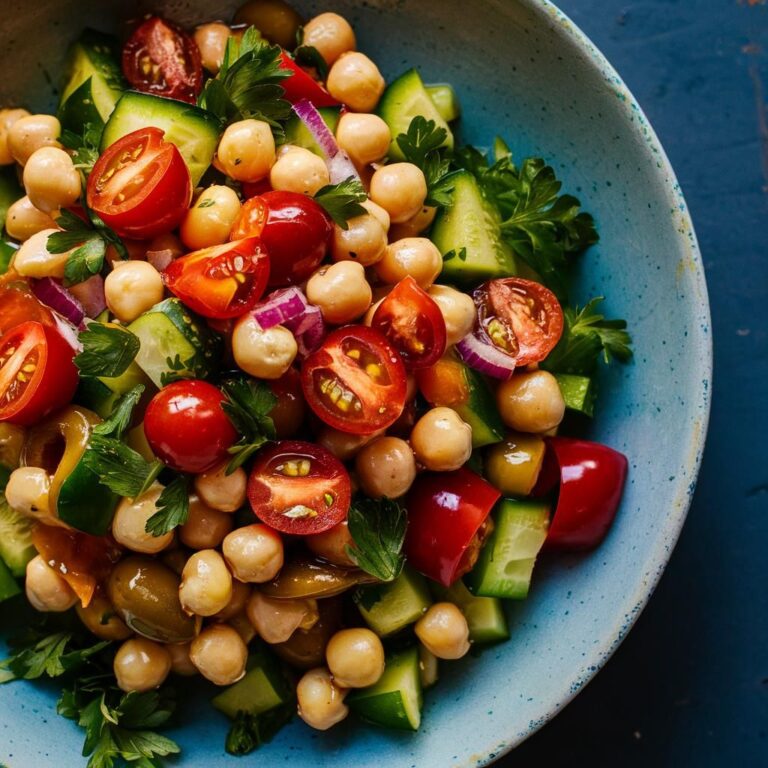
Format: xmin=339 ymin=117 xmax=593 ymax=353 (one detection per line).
xmin=67 ymin=275 xmax=106 ymax=319
xmin=284 ymin=304 xmax=326 ymax=357
xmin=456 ymin=332 xmax=516 ymax=380
xmin=53 ymin=312 xmax=83 ymax=353
xmin=252 ymin=287 xmax=309 ymax=330
xmin=147 ymin=248 xmax=176 ymax=272
xmin=32 ymin=278 xmax=85 ymax=328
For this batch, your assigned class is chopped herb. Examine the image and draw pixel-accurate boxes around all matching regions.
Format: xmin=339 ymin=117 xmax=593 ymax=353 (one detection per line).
xmin=442 ymin=246 xmax=467 ymax=262
xmin=59 ymin=122 xmax=102 ymax=175
xmin=221 ymin=377 xmax=277 ymax=473
xmin=197 ymin=198 xmax=216 ymax=208
xmin=92 ymin=384 xmax=145 ymax=440
xmin=346 ymin=497 xmax=407 ymax=582
xmin=313 ymin=177 xmax=367 ymax=229
xmin=82 ymin=434 xmax=162 ymax=499
xmin=293 ymin=43 xmax=329 ymax=80
xmin=74 ymin=323 xmax=140 ymax=378
xmin=144 ymin=475 xmax=191 ymax=537
xmin=225 ymin=705 xmax=294 ymax=756
xmin=396 ymin=116 xmax=454 ymax=206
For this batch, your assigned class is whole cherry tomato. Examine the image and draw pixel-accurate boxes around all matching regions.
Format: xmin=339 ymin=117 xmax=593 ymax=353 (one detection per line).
xmin=279 ymin=51 xmax=339 ymax=107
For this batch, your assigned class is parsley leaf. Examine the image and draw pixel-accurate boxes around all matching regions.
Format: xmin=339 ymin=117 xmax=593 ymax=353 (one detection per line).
xmin=59 ymin=122 xmax=102 ymax=175
xmin=221 ymin=377 xmax=277 ymax=473
xmin=346 ymin=497 xmax=407 ymax=582
xmin=74 ymin=323 xmax=140 ymax=378
xmin=395 ymin=116 xmax=453 ymax=206
xmin=145 ymin=475 xmax=191 ymax=536
xmin=313 ymin=177 xmax=367 ymax=229
xmin=82 ymin=434 xmax=162 ymax=499
xmin=293 ymin=43 xmax=329 ymax=80
xmin=92 ymin=385 xmax=145 ymax=440
xmin=65 ymin=237 xmax=107 ymax=285
xmin=225 ymin=706 xmax=294 ymax=756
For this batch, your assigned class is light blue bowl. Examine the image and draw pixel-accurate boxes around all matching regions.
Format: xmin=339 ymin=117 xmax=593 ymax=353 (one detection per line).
xmin=0 ymin=0 xmax=711 ymax=765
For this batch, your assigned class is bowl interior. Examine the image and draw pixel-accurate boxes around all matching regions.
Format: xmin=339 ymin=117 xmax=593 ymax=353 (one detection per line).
xmin=0 ymin=1 xmax=711 ymax=766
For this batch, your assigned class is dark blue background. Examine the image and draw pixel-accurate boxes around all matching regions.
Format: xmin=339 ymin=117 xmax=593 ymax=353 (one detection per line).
xmin=500 ymin=0 xmax=768 ymax=765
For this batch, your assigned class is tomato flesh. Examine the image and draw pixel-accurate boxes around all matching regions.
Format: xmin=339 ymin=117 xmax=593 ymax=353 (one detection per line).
xmin=279 ymin=51 xmax=339 ymax=107
xmin=144 ymin=380 xmax=237 ymax=473
xmin=0 ymin=277 xmax=53 ymax=334
xmin=87 ymin=127 xmax=191 ymax=240
xmin=301 ymin=326 xmax=407 ymax=435
xmin=372 ymin=276 xmax=447 ymax=369
xmin=163 ymin=238 xmax=270 ymax=319
xmin=248 ymin=440 xmax=351 ymax=535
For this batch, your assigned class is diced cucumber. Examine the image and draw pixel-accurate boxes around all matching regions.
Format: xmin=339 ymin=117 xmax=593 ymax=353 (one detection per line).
xmin=57 ymin=451 xmax=118 ymax=536
xmin=58 ymin=29 xmax=125 ymax=133
xmin=75 ymin=362 xmax=152 ymax=419
xmin=426 ymin=83 xmax=461 ymax=123
xmin=378 ymin=69 xmax=454 ymax=161
xmin=353 ymin=567 xmax=431 ymax=637
xmin=431 ymin=170 xmax=516 ymax=285
xmin=432 ymin=579 xmax=509 ymax=644
xmin=0 ymin=556 xmax=20 ymax=603
xmin=347 ymin=647 xmax=422 ymax=731
xmin=128 ymin=298 xmax=222 ymax=387
xmin=0 ymin=167 xmax=22 ymax=232
xmin=554 ymin=373 xmax=595 ymax=417
xmin=283 ymin=107 xmax=341 ymax=157
xmin=101 ymin=91 xmax=221 ymax=185
xmin=126 ymin=423 xmax=155 ymax=463
xmin=0 ymin=466 xmax=35 ymax=578
xmin=0 ymin=241 xmax=17 ymax=274
xmin=418 ymin=644 xmax=438 ymax=689
xmin=467 ymin=498 xmax=550 ymax=599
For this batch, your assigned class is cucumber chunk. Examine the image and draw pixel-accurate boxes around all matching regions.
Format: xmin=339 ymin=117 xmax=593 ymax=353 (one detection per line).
xmin=57 ymin=452 xmax=118 ymax=536
xmin=426 ymin=83 xmax=461 ymax=123
xmin=0 ymin=556 xmax=20 ymax=603
xmin=432 ymin=579 xmax=509 ymax=644
xmin=467 ymin=498 xmax=550 ymax=599
xmin=0 ymin=167 xmax=22 ymax=232
xmin=283 ymin=107 xmax=340 ymax=156
xmin=554 ymin=373 xmax=595 ymax=417
xmin=347 ymin=647 xmax=422 ymax=731
xmin=75 ymin=362 xmax=152 ymax=419
xmin=0 ymin=466 xmax=35 ymax=578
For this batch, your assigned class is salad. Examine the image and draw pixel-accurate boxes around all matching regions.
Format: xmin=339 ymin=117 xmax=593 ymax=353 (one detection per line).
xmin=0 ymin=1 xmax=633 ymax=763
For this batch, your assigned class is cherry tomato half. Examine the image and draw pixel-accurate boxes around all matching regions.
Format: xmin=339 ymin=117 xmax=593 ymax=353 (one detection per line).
xmin=0 ymin=276 xmax=53 ymax=334
xmin=372 ymin=276 xmax=447 ymax=369
xmin=0 ymin=321 xmax=78 ymax=426
xmin=87 ymin=127 xmax=191 ymax=240
xmin=279 ymin=51 xmax=339 ymax=107
xmin=230 ymin=192 xmax=333 ymax=287
xmin=144 ymin=380 xmax=237 ymax=473
xmin=163 ymin=238 xmax=270 ymax=319
xmin=301 ymin=325 xmax=407 ymax=435
xmin=122 ymin=16 xmax=203 ymax=103
xmin=247 ymin=440 xmax=351 ymax=535
xmin=474 ymin=277 xmax=564 ymax=367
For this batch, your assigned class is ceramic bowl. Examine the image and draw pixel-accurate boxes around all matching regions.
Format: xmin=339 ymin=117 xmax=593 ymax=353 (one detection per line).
xmin=0 ymin=0 xmax=711 ymax=766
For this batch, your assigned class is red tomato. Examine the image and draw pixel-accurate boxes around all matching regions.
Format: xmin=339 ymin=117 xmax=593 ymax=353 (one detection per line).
xmin=230 ymin=192 xmax=333 ymax=287
xmin=122 ymin=16 xmax=203 ymax=103
xmin=534 ymin=437 xmax=628 ymax=550
xmin=87 ymin=128 xmax=191 ymax=240
xmin=405 ymin=468 xmax=501 ymax=586
xmin=279 ymin=51 xmax=339 ymax=107
xmin=163 ymin=238 xmax=270 ymax=319
xmin=247 ymin=440 xmax=351 ymax=535
xmin=0 ymin=277 xmax=53 ymax=334
xmin=0 ymin=321 xmax=78 ymax=426
xmin=241 ymin=178 xmax=273 ymax=199
xmin=474 ymin=277 xmax=564 ymax=366
xmin=301 ymin=326 xmax=407 ymax=435
xmin=144 ymin=380 xmax=237 ymax=473
xmin=372 ymin=276 xmax=447 ymax=369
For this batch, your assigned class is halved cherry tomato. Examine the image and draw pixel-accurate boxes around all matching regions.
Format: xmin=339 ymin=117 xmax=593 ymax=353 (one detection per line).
xmin=163 ymin=238 xmax=270 ymax=319
xmin=247 ymin=440 xmax=351 ymax=535
xmin=122 ymin=16 xmax=203 ymax=103
xmin=241 ymin=178 xmax=273 ymax=199
xmin=144 ymin=380 xmax=237 ymax=473
xmin=279 ymin=51 xmax=339 ymax=107
xmin=301 ymin=326 xmax=407 ymax=435
xmin=474 ymin=277 xmax=564 ymax=366
xmin=405 ymin=468 xmax=501 ymax=586
xmin=230 ymin=192 xmax=333 ymax=287
xmin=0 ymin=277 xmax=53 ymax=334
xmin=0 ymin=321 xmax=78 ymax=425
xmin=372 ymin=276 xmax=447 ymax=369
xmin=87 ymin=127 xmax=191 ymax=240
xmin=534 ymin=436 xmax=628 ymax=551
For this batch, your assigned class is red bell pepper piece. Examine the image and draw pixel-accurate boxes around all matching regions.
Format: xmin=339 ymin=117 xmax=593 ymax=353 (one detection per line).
xmin=279 ymin=51 xmax=339 ymax=107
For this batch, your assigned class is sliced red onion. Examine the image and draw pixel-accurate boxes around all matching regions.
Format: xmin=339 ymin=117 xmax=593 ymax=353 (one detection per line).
xmin=67 ymin=275 xmax=106 ymax=319
xmin=456 ymin=332 xmax=516 ymax=380
xmin=252 ymin=287 xmax=308 ymax=330
xmin=327 ymin=152 xmax=360 ymax=185
xmin=147 ymin=248 xmax=176 ymax=272
xmin=284 ymin=304 xmax=326 ymax=356
xmin=32 ymin=278 xmax=85 ymax=328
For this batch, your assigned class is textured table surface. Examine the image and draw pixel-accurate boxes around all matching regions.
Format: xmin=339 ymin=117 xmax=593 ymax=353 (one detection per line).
xmin=501 ymin=0 xmax=768 ymax=765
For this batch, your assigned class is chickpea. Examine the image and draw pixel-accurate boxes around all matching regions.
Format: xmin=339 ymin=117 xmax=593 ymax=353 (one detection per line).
xmin=189 ymin=624 xmax=248 ymax=686
xmin=229 ymin=611 xmax=258 ymax=645
xmin=302 ymin=12 xmax=355 ymax=66
xmin=193 ymin=462 xmax=247 ymax=513
xmin=369 ymin=163 xmax=427 ymax=224
xmin=428 ymin=285 xmax=476 ymax=346
xmin=167 ymin=641 xmax=198 ymax=676
xmin=214 ymin=579 xmax=251 ymax=622
xmin=306 ymin=261 xmax=372 ymax=324
xmin=247 ymin=591 xmax=319 ymax=644
xmin=389 ymin=205 xmax=437 ymax=240
xmin=114 ymin=638 xmax=172 ymax=693
xmin=22 ymin=147 xmax=80 ymax=213
xmin=5 ymin=196 xmax=57 ymax=241
xmin=232 ymin=314 xmax=297 ymax=379
xmin=5 ymin=466 xmax=50 ymax=520
xmin=194 ymin=22 xmax=231 ymax=73
xmin=233 ymin=0 xmax=303 ymax=49
xmin=12 ymin=228 xmax=70 ymax=279
xmin=335 ymin=113 xmax=390 ymax=166
xmin=104 ymin=260 xmax=164 ymax=323
xmin=222 ymin=524 xmax=284 ymax=583
xmin=355 ymin=437 xmax=416 ymax=499
xmin=326 ymin=52 xmax=385 ymax=112
xmin=316 ymin=426 xmax=379 ymax=462
xmin=216 ymin=119 xmax=275 ymax=182
xmin=375 ymin=237 xmax=442 ymax=289
xmin=25 ymin=555 xmax=77 ymax=612
xmin=112 ymin=484 xmax=174 ymax=554
xmin=179 ymin=549 xmax=233 ymax=617
xmin=364 ymin=199 xmax=390 ymax=231
xmin=76 ymin=595 xmax=132 ymax=641
xmin=297 ymin=667 xmax=349 ymax=731
xmin=331 ymin=207 xmax=388 ymax=266
xmin=496 ymin=370 xmax=566 ymax=433
xmin=8 ymin=114 xmax=60 ymax=165
xmin=326 ymin=628 xmax=385 ymax=688
xmin=411 ymin=407 xmax=472 ymax=472
xmin=305 ymin=520 xmax=355 ymax=567
xmin=270 ymin=147 xmax=330 ymax=196
xmin=180 ymin=185 xmax=241 ymax=250
xmin=179 ymin=494 xmax=233 ymax=549
xmin=414 ymin=602 xmax=470 ymax=660
xmin=0 ymin=108 xmax=30 ymax=164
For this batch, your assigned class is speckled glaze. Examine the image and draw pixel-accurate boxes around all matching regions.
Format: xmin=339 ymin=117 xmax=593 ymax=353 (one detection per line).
xmin=0 ymin=1 xmax=711 ymax=766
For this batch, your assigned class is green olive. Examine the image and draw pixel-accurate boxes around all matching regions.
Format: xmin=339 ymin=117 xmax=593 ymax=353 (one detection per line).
xmin=484 ymin=432 xmax=546 ymax=497
xmin=233 ymin=0 xmax=303 ymax=48
xmin=260 ymin=556 xmax=377 ymax=599
xmin=272 ymin=597 xmax=342 ymax=669
xmin=107 ymin=556 xmax=197 ymax=643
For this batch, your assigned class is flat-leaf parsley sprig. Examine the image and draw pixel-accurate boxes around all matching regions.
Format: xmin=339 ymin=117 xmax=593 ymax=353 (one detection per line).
xmin=346 ymin=496 xmax=408 ymax=582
